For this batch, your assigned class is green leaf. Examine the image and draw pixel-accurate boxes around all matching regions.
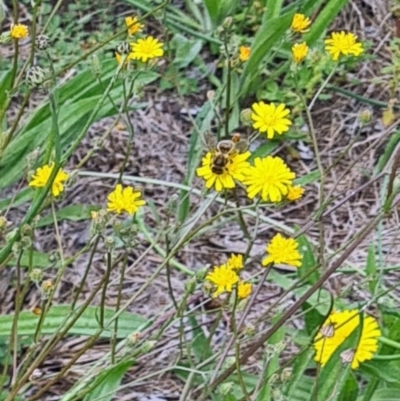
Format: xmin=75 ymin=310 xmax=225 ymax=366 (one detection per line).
xmin=294 ymin=170 xmax=320 ymax=186
xmin=264 ymin=0 xmax=284 ymax=21
xmin=8 ymin=250 xmax=53 ymax=268
xmin=172 ymin=34 xmax=203 ymax=68
xmin=83 ymin=360 xmax=132 ymax=401
xmin=0 ymin=70 xmax=12 ymax=124
xmin=303 ymin=0 xmax=350 ymax=46
xmin=0 ymin=305 xmax=147 ymax=339
xmin=249 ymin=141 xmax=279 ymax=162
xmin=203 ymin=0 xmax=220 ymax=27
xmin=36 ymin=204 xmax=98 ymax=227
xmin=240 ymin=11 xmax=294 ymax=96
xmin=285 ymin=349 xmax=315 ymax=400
xmin=337 ymin=371 xmax=358 ymax=401
xmin=360 ymin=360 xmax=400 ymax=385
xmin=189 ymin=315 xmax=213 ymax=362
xmin=366 ymin=388 xmax=400 ymax=401
xmin=297 ymin=235 xmax=319 ymax=285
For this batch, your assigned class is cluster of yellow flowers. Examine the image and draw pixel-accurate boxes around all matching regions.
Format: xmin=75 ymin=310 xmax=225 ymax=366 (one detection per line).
xmin=116 ymin=16 xmax=164 ymax=65
xmin=205 ymin=254 xmax=252 ymax=299
xmin=206 ymin=234 xmax=302 ymax=299
xmin=239 ymin=13 xmax=364 ymax=66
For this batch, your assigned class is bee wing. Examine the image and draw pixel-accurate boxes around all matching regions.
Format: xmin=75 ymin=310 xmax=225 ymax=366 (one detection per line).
xmin=235 ymin=139 xmax=249 ymax=153
xmin=204 ymin=132 xmax=218 ymax=151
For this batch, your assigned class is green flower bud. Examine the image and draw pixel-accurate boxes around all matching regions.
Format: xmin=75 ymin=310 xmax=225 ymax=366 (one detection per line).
xmin=358 ymin=108 xmax=372 ymax=125
xmin=30 ymin=268 xmax=43 ymax=283
xmin=280 ymin=367 xmax=292 ymax=383
xmin=105 ymin=236 xmax=115 ymax=250
xmin=21 ymin=223 xmax=32 ymax=236
xmin=240 ymin=108 xmax=252 ymax=126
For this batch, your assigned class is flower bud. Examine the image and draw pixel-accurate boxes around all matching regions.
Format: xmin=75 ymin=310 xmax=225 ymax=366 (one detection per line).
xmin=240 ymin=108 xmax=252 ymax=126
xmin=0 ymin=215 xmax=8 ymax=232
xmin=21 ymin=223 xmax=32 ymax=236
xmin=126 ymin=331 xmax=141 ymax=347
xmin=35 ymin=34 xmax=50 ymax=50
xmin=281 ymin=367 xmax=292 ymax=382
xmin=41 ymin=279 xmax=54 ymax=298
xmin=358 ymin=108 xmax=372 ymax=125
xmin=26 ymin=66 xmax=46 ymax=87
xmin=30 ymin=268 xmax=43 ymax=283
xmin=105 ymin=236 xmax=115 ymax=250
xmin=21 ymin=235 xmax=32 ymax=249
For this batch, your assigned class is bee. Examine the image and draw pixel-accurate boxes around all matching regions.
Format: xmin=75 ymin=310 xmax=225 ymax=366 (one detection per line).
xmin=206 ymin=132 xmax=248 ymax=175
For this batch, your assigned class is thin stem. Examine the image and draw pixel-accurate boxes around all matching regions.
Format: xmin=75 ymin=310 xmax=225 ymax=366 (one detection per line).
xmin=100 ymin=251 xmax=112 ymax=328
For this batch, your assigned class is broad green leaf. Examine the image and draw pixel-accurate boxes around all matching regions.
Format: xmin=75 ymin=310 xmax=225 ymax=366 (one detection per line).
xmin=0 ymin=70 xmax=12 ymax=123
xmin=0 ymin=305 xmax=147 ymax=339
xmin=189 ymin=315 xmax=213 ymax=362
xmin=366 ymin=388 xmax=400 ymax=401
xmin=285 ymin=349 xmax=315 ymax=399
xmin=249 ymin=141 xmax=279 ymax=162
xmin=203 ymin=0 xmax=220 ymax=27
xmin=240 ymin=12 xmax=294 ymax=96
xmin=294 ymin=170 xmax=320 ymax=186
xmin=82 ymin=360 xmax=132 ymax=401
xmin=8 ymin=250 xmax=53 ymax=268
xmin=297 ymin=235 xmax=319 ymax=285
xmin=361 ymin=360 xmax=400 ymax=384
xmin=264 ymin=0 xmax=284 ymax=21
xmin=337 ymin=371 xmax=358 ymax=401
xmin=36 ymin=204 xmax=98 ymax=227
xmin=172 ymin=34 xmax=203 ymax=68
xmin=303 ymin=0 xmax=350 ymax=46
xmin=0 ymin=188 xmax=33 ymax=212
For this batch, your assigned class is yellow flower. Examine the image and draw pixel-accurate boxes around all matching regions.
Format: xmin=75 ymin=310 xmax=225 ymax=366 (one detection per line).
xmin=292 ymin=42 xmax=308 ymax=63
xmin=130 ymin=36 xmax=164 ymax=62
xmin=196 ymin=151 xmax=251 ymax=192
xmin=324 ymin=31 xmax=364 ymax=61
xmin=314 ymin=310 xmax=381 ymax=369
xmin=286 ymin=185 xmax=304 ymax=201
xmin=206 ymin=264 xmax=239 ymax=298
xmin=251 ymin=102 xmax=292 ymax=139
xmin=10 ymin=23 xmax=29 ymax=39
xmin=125 ymin=16 xmax=143 ymax=36
xmin=237 ymin=281 xmax=252 ymax=300
xmin=242 ymin=156 xmax=295 ymax=202
xmin=291 ymin=13 xmax=311 ymax=33
xmin=28 ymin=163 xmax=69 ymax=197
xmin=107 ymin=184 xmax=146 ymax=215
xmin=239 ymin=46 xmax=251 ymax=62
xmin=227 ymin=254 xmax=243 ymax=270
xmin=262 ymin=233 xmax=302 ymax=267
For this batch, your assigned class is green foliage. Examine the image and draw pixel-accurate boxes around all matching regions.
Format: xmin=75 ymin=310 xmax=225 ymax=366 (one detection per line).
xmin=0 ymin=305 xmax=147 ymax=338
